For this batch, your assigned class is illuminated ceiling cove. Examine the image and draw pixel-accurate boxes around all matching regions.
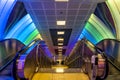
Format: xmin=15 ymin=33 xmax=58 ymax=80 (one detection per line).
xmin=4 ymin=14 xmax=43 ymax=45
xmin=106 ymin=0 xmax=120 ymax=39
xmin=1 ymin=0 xmax=120 ymax=56
xmin=0 ymin=0 xmax=17 ymax=40
xmin=21 ymin=0 xmax=105 ymax=56
xmin=78 ymin=0 xmax=120 ymax=45
xmin=0 ymin=1 xmax=42 ymax=45
xmin=79 ymin=14 xmax=115 ymax=44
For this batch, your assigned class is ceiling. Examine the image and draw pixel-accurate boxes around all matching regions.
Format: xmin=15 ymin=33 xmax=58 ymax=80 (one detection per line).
xmin=19 ymin=0 xmax=106 ymax=57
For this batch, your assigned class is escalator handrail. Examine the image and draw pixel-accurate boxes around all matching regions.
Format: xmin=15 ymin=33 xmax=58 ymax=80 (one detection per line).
xmin=94 ymin=46 xmax=120 ymax=70
xmin=0 ymin=39 xmax=41 ymax=72
xmin=94 ymin=44 xmax=120 ymax=71
xmin=107 ymin=58 xmax=120 ymax=71
xmin=102 ymin=52 xmax=120 ymax=71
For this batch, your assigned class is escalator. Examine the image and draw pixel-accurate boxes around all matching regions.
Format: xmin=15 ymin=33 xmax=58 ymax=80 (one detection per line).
xmin=1 ymin=38 xmax=120 ymax=80
xmin=88 ymin=47 xmax=120 ymax=80
xmin=91 ymin=53 xmax=120 ymax=80
xmin=95 ymin=39 xmax=120 ymax=79
xmin=72 ymin=39 xmax=120 ymax=80
xmin=104 ymin=55 xmax=120 ymax=80
xmin=0 ymin=39 xmax=41 ymax=80
xmin=91 ymin=48 xmax=120 ymax=80
xmin=16 ymin=40 xmax=52 ymax=80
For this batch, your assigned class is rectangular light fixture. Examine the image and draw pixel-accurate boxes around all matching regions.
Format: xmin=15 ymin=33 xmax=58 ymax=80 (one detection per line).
xmin=58 ymin=43 xmax=63 ymax=46
xmin=58 ymin=38 xmax=64 ymax=41
xmin=55 ymin=0 xmax=69 ymax=2
xmin=57 ymin=31 xmax=65 ymax=35
xmin=58 ymin=46 xmax=63 ymax=49
xmin=57 ymin=21 xmax=66 ymax=25
xmin=56 ymin=68 xmax=64 ymax=73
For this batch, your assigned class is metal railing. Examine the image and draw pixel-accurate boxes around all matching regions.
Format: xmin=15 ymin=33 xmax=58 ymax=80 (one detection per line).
xmin=0 ymin=39 xmax=41 ymax=72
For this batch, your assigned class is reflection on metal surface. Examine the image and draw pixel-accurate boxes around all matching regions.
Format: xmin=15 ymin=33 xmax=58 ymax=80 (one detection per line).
xmin=16 ymin=39 xmax=52 ymax=79
xmin=0 ymin=39 xmax=24 ymax=68
xmin=17 ymin=39 xmax=40 ymax=79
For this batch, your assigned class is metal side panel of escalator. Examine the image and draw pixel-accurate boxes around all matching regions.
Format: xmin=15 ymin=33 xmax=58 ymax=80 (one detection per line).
xmin=0 ymin=39 xmax=41 ymax=80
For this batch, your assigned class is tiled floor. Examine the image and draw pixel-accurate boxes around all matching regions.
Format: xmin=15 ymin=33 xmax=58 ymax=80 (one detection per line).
xmin=32 ymin=73 xmax=89 ymax=80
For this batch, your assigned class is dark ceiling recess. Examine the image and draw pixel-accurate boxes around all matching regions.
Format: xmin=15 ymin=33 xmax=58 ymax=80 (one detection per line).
xmin=55 ymin=49 xmax=66 ymax=55
xmin=50 ymin=29 xmax=72 ymax=46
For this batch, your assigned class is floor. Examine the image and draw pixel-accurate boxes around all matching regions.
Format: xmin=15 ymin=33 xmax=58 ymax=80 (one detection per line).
xmin=32 ymin=73 xmax=89 ymax=80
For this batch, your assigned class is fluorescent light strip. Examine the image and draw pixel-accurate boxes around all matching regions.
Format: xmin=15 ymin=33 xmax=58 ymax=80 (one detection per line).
xmin=58 ymin=38 xmax=64 ymax=41
xmin=58 ymin=43 xmax=63 ymax=46
xmin=55 ymin=0 xmax=69 ymax=2
xmin=57 ymin=21 xmax=66 ymax=25
xmin=58 ymin=46 xmax=63 ymax=49
xmin=57 ymin=31 xmax=65 ymax=35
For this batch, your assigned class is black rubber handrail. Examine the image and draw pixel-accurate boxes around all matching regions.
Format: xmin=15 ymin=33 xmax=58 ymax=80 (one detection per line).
xmin=0 ymin=39 xmax=41 ymax=72
xmin=96 ymin=48 xmax=120 ymax=72
xmin=107 ymin=58 xmax=120 ymax=71
xmin=94 ymin=42 xmax=120 ymax=72
xmin=100 ymin=52 xmax=120 ymax=72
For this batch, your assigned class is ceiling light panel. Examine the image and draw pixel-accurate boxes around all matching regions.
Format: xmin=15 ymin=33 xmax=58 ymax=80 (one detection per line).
xmin=58 ymin=38 xmax=64 ymax=42
xmin=58 ymin=46 xmax=63 ymax=49
xmin=57 ymin=31 xmax=65 ymax=35
xmin=55 ymin=0 xmax=69 ymax=2
xmin=58 ymin=43 xmax=63 ymax=45
xmin=58 ymin=38 xmax=64 ymax=41
xmin=57 ymin=21 xmax=66 ymax=25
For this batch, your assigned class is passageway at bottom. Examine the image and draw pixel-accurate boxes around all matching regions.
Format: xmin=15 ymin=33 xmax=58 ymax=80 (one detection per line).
xmin=32 ymin=73 xmax=89 ymax=80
